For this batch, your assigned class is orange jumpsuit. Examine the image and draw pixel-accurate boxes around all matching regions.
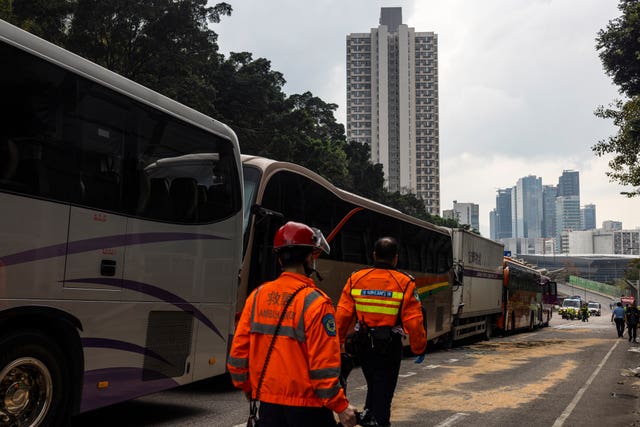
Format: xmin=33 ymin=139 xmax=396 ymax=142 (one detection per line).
xmin=335 ymin=266 xmax=427 ymax=355
xmin=227 ymin=272 xmax=349 ymax=414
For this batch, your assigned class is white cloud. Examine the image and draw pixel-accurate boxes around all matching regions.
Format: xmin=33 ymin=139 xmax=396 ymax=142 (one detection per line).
xmin=212 ymin=0 xmax=640 ymax=235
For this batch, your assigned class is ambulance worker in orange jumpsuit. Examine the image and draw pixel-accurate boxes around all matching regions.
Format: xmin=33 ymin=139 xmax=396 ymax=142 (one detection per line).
xmin=228 ymin=221 xmax=356 ymax=427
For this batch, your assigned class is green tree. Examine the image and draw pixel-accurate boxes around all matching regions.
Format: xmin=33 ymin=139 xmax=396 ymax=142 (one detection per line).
xmin=597 ymin=0 xmax=640 ymax=97
xmin=66 ymin=0 xmax=231 ymax=114
xmin=341 ymin=140 xmax=385 ymax=199
xmin=625 ymin=258 xmax=640 ymax=281
xmin=593 ymin=98 xmax=640 ymax=196
xmin=277 ymin=92 xmax=348 ymax=183
xmin=595 ymin=0 xmax=640 ymax=196
xmin=1 ymin=0 xmax=75 ymax=45
xmin=213 ymin=51 xmax=289 ymax=154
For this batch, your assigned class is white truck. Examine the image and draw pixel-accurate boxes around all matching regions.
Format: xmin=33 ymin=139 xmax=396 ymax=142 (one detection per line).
xmin=450 ymin=229 xmax=505 ymax=341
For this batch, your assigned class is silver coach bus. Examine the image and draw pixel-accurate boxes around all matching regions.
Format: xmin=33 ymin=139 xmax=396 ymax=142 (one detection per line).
xmin=0 ymin=19 xmax=243 ymax=425
xmin=238 ymin=155 xmax=453 ymax=346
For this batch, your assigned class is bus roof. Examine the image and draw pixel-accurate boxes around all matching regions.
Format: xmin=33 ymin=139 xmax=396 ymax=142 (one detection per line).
xmin=0 ymin=18 xmax=237 ymax=144
xmin=241 ymin=154 xmax=450 ymax=238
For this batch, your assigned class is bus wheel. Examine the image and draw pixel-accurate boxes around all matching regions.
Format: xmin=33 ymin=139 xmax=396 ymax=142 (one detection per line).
xmin=0 ymin=331 xmax=69 ymax=426
xmin=484 ymin=318 xmax=493 ymax=341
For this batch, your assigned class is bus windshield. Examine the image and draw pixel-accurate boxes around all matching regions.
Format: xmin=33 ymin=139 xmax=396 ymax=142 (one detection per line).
xmin=242 ymin=166 xmax=261 ymax=233
xmin=562 ymin=299 xmax=581 ymax=309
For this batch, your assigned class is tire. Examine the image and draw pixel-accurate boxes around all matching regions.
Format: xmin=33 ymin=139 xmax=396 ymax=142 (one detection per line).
xmin=484 ymin=317 xmax=493 ymax=341
xmin=0 ymin=331 xmax=69 ymax=427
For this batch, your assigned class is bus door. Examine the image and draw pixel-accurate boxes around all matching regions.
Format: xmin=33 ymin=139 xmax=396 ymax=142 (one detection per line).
xmin=63 ymin=83 xmax=127 ymax=298
xmin=63 ymin=207 xmax=126 ymax=297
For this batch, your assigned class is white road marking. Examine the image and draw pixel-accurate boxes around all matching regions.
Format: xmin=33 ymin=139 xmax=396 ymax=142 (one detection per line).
xmin=398 ymin=371 xmax=417 ymax=378
xmin=423 ymin=364 xmax=441 ymax=369
xmin=445 ymin=358 xmax=459 ymax=363
xmin=434 ymin=412 xmax=470 ymax=427
xmin=552 ymin=339 xmax=620 ymax=427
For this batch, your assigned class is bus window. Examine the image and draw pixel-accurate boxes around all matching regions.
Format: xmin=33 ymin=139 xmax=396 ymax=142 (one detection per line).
xmin=243 ymin=166 xmax=261 ymax=234
xmin=142 ymin=152 xmax=239 ymax=224
xmin=72 ymin=84 xmax=126 ymax=211
xmin=1 ymin=43 xmax=80 ymax=202
xmin=342 ymin=231 xmax=365 ymax=263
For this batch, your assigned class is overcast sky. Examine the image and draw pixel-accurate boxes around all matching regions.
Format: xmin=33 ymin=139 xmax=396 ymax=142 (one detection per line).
xmin=213 ymin=0 xmax=639 ymax=236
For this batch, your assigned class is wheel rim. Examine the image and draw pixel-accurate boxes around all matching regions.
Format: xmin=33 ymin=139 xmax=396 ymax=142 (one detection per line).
xmin=0 ymin=357 xmax=52 ymax=427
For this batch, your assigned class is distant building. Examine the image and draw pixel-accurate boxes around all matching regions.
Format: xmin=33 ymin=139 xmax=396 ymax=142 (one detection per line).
xmin=445 ymin=201 xmax=480 ymax=231
xmin=581 ymin=203 xmax=596 ymax=230
xmin=564 ymin=230 xmax=595 ymax=254
xmin=494 ymin=188 xmax=512 ymax=240
xmin=602 ymin=220 xmax=622 ymax=231
xmin=542 ymin=185 xmax=557 ymax=238
xmin=614 ymin=230 xmax=640 ymax=255
xmin=512 ymin=175 xmax=543 ymax=239
xmin=553 ymin=227 xmax=639 ymax=256
xmin=346 ymin=7 xmax=440 ymax=214
xmin=557 ymin=170 xmax=580 ymax=197
xmin=520 ymin=254 xmax=632 ymax=284
xmin=555 ymin=170 xmax=581 ymax=240
xmin=593 ymin=229 xmax=614 ymax=254
xmin=489 ymin=209 xmax=497 ymax=240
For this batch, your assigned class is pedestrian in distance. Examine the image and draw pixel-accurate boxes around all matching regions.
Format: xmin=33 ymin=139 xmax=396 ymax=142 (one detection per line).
xmin=626 ymin=301 xmax=640 ymax=343
xmin=579 ymin=302 xmax=590 ymax=322
xmin=612 ymin=302 xmax=626 ymax=338
xmin=227 ymin=221 xmax=357 ymax=427
xmin=336 ymin=236 xmax=427 ymax=427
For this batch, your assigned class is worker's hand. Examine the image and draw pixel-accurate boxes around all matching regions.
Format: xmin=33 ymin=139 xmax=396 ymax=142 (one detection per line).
xmin=337 ymin=404 xmax=357 ymax=427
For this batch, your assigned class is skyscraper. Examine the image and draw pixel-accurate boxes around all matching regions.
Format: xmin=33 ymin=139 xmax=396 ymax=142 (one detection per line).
xmin=542 ymin=185 xmax=557 ymax=238
xmin=512 ymin=175 xmax=543 ymax=239
xmin=556 ymin=170 xmax=581 ymax=239
xmin=494 ymin=188 xmax=512 ymax=239
xmin=346 ymin=7 xmax=440 ymax=214
xmin=557 ymin=170 xmax=579 ymax=197
xmin=581 ymin=204 xmax=596 ymax=230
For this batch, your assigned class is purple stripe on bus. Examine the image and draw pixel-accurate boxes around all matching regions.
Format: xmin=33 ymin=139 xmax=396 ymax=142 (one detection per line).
xmin=0 ymin=232 xmax=227 ymax=267
xmin=66 ymin=277 xmax=224 ymax=340
xmin=80 ymin=367 xmax=179 ymax=413
xmin=463 ymin=269 xmax=504 ymax=281
xmin=81 ymin=338 xmax=172 ymax=366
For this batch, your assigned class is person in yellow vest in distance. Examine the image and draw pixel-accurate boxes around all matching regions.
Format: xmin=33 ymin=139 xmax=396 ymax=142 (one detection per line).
xmin=335 ymin=236 xmax=427 ymax=427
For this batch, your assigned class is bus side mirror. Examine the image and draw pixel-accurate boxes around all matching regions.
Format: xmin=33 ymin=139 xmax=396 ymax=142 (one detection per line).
xmin=251 ymin=204 xmax=284 ymax=223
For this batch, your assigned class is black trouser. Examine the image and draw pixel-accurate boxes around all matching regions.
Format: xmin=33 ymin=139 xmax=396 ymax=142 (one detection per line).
xmin=628 ymin=322 xmax=638 ymax=341
xmin=258 ymin=401 xmax=336 ymax=427
xmin=615 ymin=318 xmax=625 ymax=337
xmin=359 ymin=333 xmax=403 ymax=427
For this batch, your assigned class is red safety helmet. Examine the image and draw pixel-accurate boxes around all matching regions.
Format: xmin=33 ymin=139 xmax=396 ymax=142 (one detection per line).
xmin=273 ymin=221 xmax=330 ymax=255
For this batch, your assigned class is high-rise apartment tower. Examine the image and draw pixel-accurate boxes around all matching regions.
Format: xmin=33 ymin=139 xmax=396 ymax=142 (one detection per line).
xmin=346 ymin=7 xmax=440 ymax=214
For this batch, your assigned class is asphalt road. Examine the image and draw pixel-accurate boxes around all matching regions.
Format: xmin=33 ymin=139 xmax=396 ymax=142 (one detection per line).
xmin=73 ymin=304 xmax=640 ymax=427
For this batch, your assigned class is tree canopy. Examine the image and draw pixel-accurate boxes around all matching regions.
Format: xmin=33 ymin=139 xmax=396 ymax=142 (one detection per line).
xmin=595 ymin=0 xmax=640 ymax=196
xmin=2 ymin=0 xmax=463 ymax=228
